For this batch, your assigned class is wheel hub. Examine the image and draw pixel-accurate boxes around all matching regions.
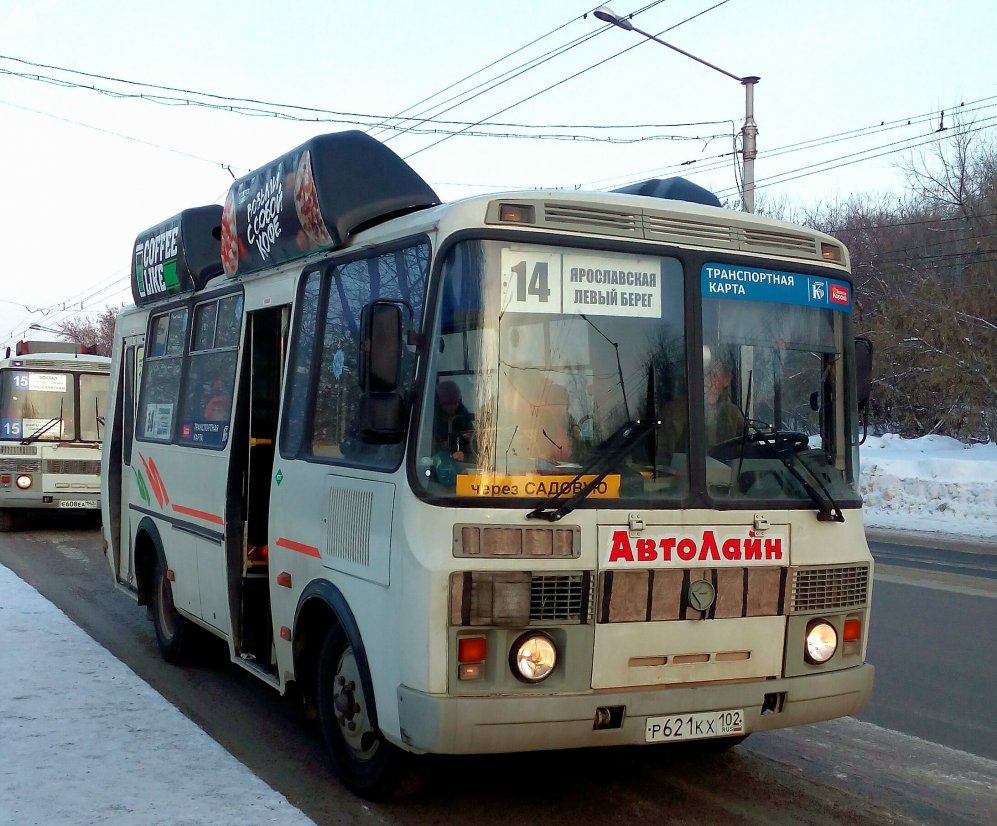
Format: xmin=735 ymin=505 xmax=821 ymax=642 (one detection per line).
xmin=333 ymin=648 xmax=378 ymax=759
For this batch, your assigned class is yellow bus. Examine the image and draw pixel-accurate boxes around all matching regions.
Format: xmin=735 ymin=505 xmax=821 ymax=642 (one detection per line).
xmin=103 ymin=131 xmax=874 ymax=798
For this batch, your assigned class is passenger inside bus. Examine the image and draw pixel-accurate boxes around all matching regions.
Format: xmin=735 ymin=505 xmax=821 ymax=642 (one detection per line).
xmin=432 ymin=380 xmax=474 ymax=461
xmin=203 ymin=380 xmax=232 ymax=422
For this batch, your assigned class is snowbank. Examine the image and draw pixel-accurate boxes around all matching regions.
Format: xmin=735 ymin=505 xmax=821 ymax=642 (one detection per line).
xmin=860 ymin=434 xmax=997 ymax=539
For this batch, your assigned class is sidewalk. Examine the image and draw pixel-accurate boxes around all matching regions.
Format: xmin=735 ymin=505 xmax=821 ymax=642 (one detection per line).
xmin=0 ymin=564 xmax=315 ymax=826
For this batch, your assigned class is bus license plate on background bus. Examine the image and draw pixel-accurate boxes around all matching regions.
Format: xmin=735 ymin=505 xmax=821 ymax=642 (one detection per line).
xmin=59 ymin=500 xmax=98 ymax=509
xmin=645 ymin=709 xmax=744 ymax=742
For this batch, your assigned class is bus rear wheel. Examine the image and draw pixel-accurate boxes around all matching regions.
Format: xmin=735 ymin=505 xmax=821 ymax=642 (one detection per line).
xmin=151 ymin=548 xmax=193 ymax=664
xmin=316 ymin=625 xmax=420 ymax=799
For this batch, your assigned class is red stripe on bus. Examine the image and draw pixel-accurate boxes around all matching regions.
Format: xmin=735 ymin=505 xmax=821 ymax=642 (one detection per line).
xmin=276 ymin=537 xmax=322 ymax=558
xmin=171 ymin=504 xmax=224 ymax=525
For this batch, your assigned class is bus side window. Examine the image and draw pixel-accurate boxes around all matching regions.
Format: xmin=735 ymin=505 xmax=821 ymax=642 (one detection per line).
xmin=307 ymin=241 xmax=429 ymax=468
xmin=178 ymin=294 xmax=243 ymax=448
xmin=137 ymin=307 xmax=188 ymax=443
xmin=282 ymin=271 xmax=321 ymax=458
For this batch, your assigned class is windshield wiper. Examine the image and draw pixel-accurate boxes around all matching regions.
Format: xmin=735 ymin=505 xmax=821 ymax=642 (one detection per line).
xmin=527 ymin=365 xmax=657 ymax=522
xmin=20 ymin=416 xmax=63 ymax=445
xmin=526 ymin=417 xmax=655 ymax=522
xmin=21 ymin=401 xmax=64 ymax=445
xmin=743 ymin=420 xmax=845 ymax=523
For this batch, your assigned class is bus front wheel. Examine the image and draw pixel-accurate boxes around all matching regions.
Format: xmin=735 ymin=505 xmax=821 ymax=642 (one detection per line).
xmin=316 ymin=625 xmax=420 ymax=799
xmin=151 ymin=548 xmax=193 ymax=664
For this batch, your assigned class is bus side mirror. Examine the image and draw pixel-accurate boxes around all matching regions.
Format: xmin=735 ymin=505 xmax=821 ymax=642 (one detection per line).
xmin=854 ymin=336 xmax=873 ymax=446
xmin=359 ymin=301 xmax=406 ymax=442
xmin=854 ymin=337 xmax=873 ymax=408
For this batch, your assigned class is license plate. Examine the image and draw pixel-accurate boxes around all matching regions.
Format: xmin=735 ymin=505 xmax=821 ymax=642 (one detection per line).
xmin=645 ymin=709 xmax=745 ymax=742
xmin=59 ymin=500 xmax=98 ymax=509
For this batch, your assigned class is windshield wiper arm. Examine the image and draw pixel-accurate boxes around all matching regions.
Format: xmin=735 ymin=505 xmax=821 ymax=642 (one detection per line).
xmin=21 ymin=399 xmax=65 ymax=445
xmin=747 ymin=421 xmax=844 ymax=523
xmin=526 ymin=417 xmax=654 ymax=522
xmin=20 ymin=416 xmax=63 ymax=445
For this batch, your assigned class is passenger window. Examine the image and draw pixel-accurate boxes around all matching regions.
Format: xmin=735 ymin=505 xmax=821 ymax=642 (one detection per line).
xmin=137 ymin=307 xmax=188 ymax=442
xmin=178 ymin=294 xmax=244 ymax=448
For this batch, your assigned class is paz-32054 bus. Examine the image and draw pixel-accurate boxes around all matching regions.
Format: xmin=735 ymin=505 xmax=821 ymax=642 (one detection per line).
xmin=2 ymin=341 xmax=110 ymax=531
xmin=102 ymin=131 xmax=874 ymax=798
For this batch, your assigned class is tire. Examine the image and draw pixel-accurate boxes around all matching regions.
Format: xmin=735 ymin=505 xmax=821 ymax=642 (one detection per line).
xmin=316 ymin=625 xmax=421 ymax=799
xmin=151 ymin=547 xmax=194 ymax=664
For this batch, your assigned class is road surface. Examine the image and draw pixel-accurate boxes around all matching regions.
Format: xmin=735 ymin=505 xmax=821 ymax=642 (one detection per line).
xmin=1 ymin=518 xmax=994 ymax=825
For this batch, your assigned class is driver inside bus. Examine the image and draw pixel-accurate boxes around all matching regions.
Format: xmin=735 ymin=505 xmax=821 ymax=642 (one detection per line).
xmin=657 ymin=357 xmax=744 ymax=457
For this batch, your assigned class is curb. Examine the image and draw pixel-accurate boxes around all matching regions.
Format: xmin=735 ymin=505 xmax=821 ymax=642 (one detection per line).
xmin=865 ymin=527 xmax=997 ymax=555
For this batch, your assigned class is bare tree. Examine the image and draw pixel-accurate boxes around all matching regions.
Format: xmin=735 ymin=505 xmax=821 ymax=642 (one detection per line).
xmin=802 ymin=123 xmax=997 ymax=442
xmin=56 ymin=307 xmax=119 ymax=356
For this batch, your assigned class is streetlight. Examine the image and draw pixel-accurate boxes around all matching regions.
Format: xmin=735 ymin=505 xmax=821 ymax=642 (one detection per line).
xmin=593 ymin=6 xmax=759 ymax=213
xmin=29 ymin=323 xmax=64 ymax=335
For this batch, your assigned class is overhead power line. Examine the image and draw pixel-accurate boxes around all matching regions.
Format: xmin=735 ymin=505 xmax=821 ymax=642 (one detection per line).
xmin=712 ymin=115 xmax=997 ymax=197
xmin=0 ymin=50 xmax=721 ymax=137
xmin=367 ymin=3 xmax=671 ymax=138
xmin=580 ymin=96 xmax=997 ymax=192
xmin=403 ymin=0 xmax=734 ymax=159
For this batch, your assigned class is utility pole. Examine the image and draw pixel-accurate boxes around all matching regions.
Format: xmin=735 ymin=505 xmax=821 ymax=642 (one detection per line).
xmin=594 ymin=6 xmax=759 ymax=212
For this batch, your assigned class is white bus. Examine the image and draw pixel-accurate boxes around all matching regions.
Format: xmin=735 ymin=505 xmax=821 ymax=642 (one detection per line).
xmin=1 ymin=341 xmax=110 ymax=531
xmin=102 ymin=131 xmax=874 ymax=798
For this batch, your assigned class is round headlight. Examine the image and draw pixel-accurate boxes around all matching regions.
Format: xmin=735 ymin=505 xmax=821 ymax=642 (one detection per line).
xmin=510 ymin=632 xmax=557 ymax=683
xmin=15 ymin=474 xmax=32 ymax=490
xmin=805 ymin=620 xmax=838 ymax=664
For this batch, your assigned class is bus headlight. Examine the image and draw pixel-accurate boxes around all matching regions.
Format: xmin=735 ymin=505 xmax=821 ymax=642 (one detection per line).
xmin=804 ymin=620 xmax=838 ymax=664
xmin=510 ymin=632 xmax=557 ymax=682
xmin=15 ymin=474 xmax=32 ymax=490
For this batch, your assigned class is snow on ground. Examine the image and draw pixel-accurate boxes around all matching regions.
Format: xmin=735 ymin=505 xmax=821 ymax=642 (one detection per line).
xmin=860 ymin=434 xmax=997 ymax=539
xmin=0 ymin=563 xmax=314 ymax=826
xmin=0 ymin=435 xmax=993 ymax=825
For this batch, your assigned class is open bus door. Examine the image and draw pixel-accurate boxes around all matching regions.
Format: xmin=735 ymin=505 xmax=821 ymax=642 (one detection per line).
xmin=226 ymin=305 xmax=288 ymax=671
xmin=108 ymin=336 xmax=143 ymax=586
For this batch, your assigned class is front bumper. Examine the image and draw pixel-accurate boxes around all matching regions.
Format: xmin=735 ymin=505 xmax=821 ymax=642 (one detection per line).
xmin=1 ymin=492 xmax=100 ymax=510
xmin=395 ymin=663 xmax=873 ymax=754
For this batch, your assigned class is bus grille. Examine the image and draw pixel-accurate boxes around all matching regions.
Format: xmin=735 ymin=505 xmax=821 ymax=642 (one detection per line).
xmin=0 ymin=459 xmax=41 ymax=473
xmin=644 ymin=214 xmax=737 ymax=247
xmin=742 ymin=228 xmax=819 ymax=256
xmin=530 ymin=573 xmax=589 ymax=623
xmin=542 ymin=203 xmax=642 ymax=238
xmin=791 ymin=564 xmax=869 ymax=612
xmin=0 ymin=445 xmax=38 ymax=456
xmin=46 ymin=459 xmax=101 ymax=475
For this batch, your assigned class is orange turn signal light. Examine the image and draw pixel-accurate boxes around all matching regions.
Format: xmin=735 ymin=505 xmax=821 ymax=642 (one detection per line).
xmin=821 ymin=242 xmax=842 ymax=262
xmin=498 ymin=203 xmax=535 ymax=224
xmin=843 ymin=619 xmax=862 ymax=642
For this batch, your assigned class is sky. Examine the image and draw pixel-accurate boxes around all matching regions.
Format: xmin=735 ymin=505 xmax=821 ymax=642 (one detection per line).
xmin=1 ymin=433 xmax=994 ymax=824
xmin=1 ymin=0 xmax=995 ymax=352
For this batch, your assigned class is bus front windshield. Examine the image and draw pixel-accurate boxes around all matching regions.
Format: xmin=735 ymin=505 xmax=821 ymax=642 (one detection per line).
xmin=415 ymin=240 xmax=860 ymax=510
xmin=0 ymin=369 xmax=107 ymax=443
xmin=0 ymin=370 xmax=77 ymax=441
